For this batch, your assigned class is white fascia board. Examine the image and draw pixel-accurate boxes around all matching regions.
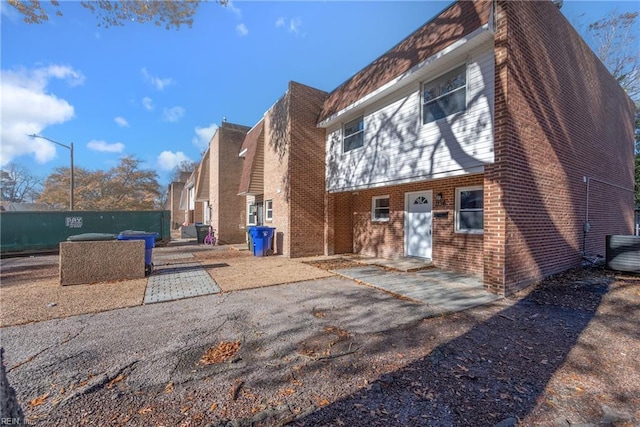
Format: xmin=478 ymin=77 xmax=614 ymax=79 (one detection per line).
xmin=318 ymin=24 xmax=493 ymax=128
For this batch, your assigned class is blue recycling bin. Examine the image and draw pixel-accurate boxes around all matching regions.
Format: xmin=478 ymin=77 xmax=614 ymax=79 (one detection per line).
xmin=117 ymin=230 xmax=158 ymax=275
xmin=249 ymin=226 xmax=275 ymax=257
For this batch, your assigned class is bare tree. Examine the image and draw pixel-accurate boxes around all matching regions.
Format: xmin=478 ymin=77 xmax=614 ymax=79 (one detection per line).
xmin=7 ymin=0 xmax=228 ymax=30
xmin=584 ymin=11 xmax=640 ymax=102
xmin=0 ymin=163 xmax=42 ymax=203
xmin=169 ymin=160 xmax=198 ymax=183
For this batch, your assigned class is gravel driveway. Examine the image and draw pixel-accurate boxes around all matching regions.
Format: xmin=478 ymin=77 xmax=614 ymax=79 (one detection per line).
xmin=1 ymin=266 xmax=638 ymax=426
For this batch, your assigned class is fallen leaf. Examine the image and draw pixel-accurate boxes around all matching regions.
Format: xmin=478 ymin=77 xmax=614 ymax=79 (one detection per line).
xmin=279 ymin=388 xmax=296 ymax=397
xmin=200 ymin=341 xmax=241 ymax=365
xmin=138 ymin=407 xmax=152 ymax=415
xmin=28 ymin=392 xmax=50 ymax=407
xmin=181 ymin=406 xmax=190 ymax=414
xmin=106 ymin=374 xmax=125 ymax=389
xmin=317 ymin=398 xmax=330 ymax=407
xmin=164 ymin=381 xmax=174 ymax=394
xmin=209 ymin=402 xmax=218 ymax=411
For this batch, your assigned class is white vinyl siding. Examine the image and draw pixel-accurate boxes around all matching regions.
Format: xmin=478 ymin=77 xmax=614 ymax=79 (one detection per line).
xmin=343 ymin=117 xmax=364 ymax=152
xmin=326 ymin=42 xmax=494 ymax=193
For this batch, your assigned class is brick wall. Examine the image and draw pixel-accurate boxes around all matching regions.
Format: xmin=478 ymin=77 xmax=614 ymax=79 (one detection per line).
xmin=210 ymin=122 xmax=250 ymax=244
xmin=288 ymin=82 xmax=328 ymax=257
xmin=262 ymin=82 xmax=327 ymax=257
xmin=263 ymin=89 xmax=292 ymax=256
xmin=331 ymin=174 xmax=485 ymax=277
xmin=167 ymin=181 xmax=186 ymax=229
xmin=488 ymin=1 xmax=636 ymax=294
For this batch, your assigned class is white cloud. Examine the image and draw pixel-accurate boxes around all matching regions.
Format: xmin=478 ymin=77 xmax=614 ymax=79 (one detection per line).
xmin=157 ymin=151 xmax=192 ymax=171
xmin=114 ymin=116 xmax=129 ymax=127
xmin=142 ymin=96 xmax=154 ymax=111
xmin=192 ymin=123 xmax=219 ymax=150
xmin=87 ymin=140 xmax=125 ymax=153
xmin=0 ymin=65 xmax=83 ymax=166
xmin=141 ymin=67 xmax=173 ymax=91
xmin=275 ymin=17 xmax=303 ymax=35
xmin=236 ymin=23 xmax=248 ymax=36
xmin=162 ymin=106 xmax=185 ymax=123
xmin=289 ymin=17 xmax=302 ymax=34
xmin=226 ymin=1 xmax=242 ymax=18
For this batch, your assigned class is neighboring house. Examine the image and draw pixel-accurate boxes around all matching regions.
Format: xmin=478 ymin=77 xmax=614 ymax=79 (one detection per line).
xmin=165 ymin=171 xmax=191 ymax=230
xmin=180 ymin=166 xmax=203 ymax=226
xmin=207 ymin=121 xmax=251 ymax=244
xmin=238 ymin=81 xmax=328 ymax=257
xmin=319 ymin=0 xmax=635 ymax=294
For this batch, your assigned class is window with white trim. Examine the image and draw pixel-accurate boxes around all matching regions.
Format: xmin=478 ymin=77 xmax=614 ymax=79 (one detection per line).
xmin=343 ymin=117 xmax=364 ymax=152
xmin=247 ymin=203 xmax=257 ymax=225
xmin=265 ymin=200 xmax=273 ymax=221
xmin=188 ymin=187 xmax=195 ymax=210
xmin=372 ymin=195 xmax=390 ymax=222
xmin=422 ymin=64 xmax=467 ymax=124
xmin=455 ymin=186 xmax=483 ymax=233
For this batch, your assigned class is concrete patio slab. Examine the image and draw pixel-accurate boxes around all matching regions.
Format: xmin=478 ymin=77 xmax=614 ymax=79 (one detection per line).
xmin=332 ymin=264 xmax=502 ymax=314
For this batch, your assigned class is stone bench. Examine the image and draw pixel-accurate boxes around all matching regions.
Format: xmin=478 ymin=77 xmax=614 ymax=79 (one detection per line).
xmin=59 ymin=240 xmax=145 ymax=286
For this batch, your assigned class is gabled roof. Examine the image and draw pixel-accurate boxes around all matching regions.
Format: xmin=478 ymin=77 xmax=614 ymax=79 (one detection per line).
xmin=318 ymin=0 xmax=491 ymax=124
xmin=238 ymin=120 xmax=265 ymax=196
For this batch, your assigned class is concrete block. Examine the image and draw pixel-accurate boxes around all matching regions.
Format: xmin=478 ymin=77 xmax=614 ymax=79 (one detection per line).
xmin=60 ymin=240 xmax=145 ymax=286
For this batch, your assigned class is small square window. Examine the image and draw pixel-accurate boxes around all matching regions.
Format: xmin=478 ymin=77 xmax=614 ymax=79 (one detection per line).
xmin=372 ymin=195 xmax=390 ymax=222
xmin=265 ymin=200 xmax=273 ymax=221
xmin=343 ymin=117 xmax=364 ymax=152
xmin=455 ymin=186 xmax=483 ymax=233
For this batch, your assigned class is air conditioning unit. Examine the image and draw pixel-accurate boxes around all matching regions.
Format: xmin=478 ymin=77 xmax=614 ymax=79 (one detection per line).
xmin=605 ymin=235 xmax=640 ymax=273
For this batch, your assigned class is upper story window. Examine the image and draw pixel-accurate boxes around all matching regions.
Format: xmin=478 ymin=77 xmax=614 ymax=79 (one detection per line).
xmin=422 ymin=64 xmax=467 ymax=124
xmin=372 ymin=195 xmax=390 ymax=222
xmin=343 ymin=117 xmax=364 ymax=152
xmin=455 ymin=186 xmax=483 ymax=233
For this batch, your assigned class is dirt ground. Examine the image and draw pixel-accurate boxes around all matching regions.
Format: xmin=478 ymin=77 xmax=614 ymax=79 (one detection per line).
xmin=192 ymin=249 xmax=334 ymax=292
xmin=0 ymin=246 xmax=334 ymax=327
xmin=0 ymin=255 xmax=147 ymax=327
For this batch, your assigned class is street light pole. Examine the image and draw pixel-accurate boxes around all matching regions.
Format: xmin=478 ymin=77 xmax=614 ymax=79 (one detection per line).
xmin=28 ymin=134 xmax=75 ymax=210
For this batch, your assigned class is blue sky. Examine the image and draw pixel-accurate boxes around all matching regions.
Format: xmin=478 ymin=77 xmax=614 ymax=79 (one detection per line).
xmin=1 ymin=0 xmax=637 ymax=186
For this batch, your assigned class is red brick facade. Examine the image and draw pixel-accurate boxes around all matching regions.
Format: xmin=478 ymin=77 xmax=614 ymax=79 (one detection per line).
xmin=323 ymin=1 xmax=635 ymax=295
xmin=209 ymin=122 xmax=251 ymax=244
xmin=486 ymin=1 xmax=635 ymax=293
xmin=328 ymin=175 xmax=486 ymax=277
xmin=262 ymin=81 xmax=328 ymax=257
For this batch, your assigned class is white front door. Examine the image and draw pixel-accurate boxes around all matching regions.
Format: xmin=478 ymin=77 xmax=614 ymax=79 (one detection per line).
xmin=405 ymin=191 xmax=432 ymax=259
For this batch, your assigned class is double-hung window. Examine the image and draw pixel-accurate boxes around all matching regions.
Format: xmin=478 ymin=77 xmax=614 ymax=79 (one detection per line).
xmin=422 ymin=64 xmax=467 ymax=124
xmin=248 ymin=203 xmax=257 ymax=225
xmin=343 ymin=117 xmax=364 ymax=152
xmin=455 ymin=186 xmax=483 ymax=233
xmin=372 ymin=195 xmax=390 ymax=222
xmin=265 ymin=200 xmax=273 ymax=221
